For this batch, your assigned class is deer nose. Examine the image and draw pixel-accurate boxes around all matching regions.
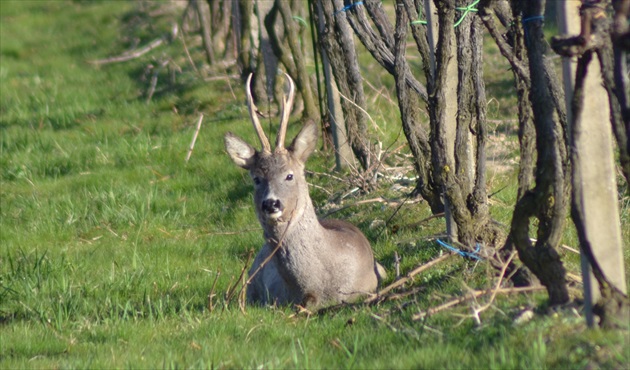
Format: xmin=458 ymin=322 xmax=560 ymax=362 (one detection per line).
xmin=262 ymin=198 xmax=283 ymax=214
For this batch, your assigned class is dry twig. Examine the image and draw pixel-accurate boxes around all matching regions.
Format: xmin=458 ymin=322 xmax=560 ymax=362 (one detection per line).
xmin=412 ymin=286 xmax=544 ymax=321
xmin=366 ymin=253 xmax=455 ymax=303
xmin=468 ymin=251 xmax=517 ymax=324
xmin=321 ymin=196 xmax=420 ymax=219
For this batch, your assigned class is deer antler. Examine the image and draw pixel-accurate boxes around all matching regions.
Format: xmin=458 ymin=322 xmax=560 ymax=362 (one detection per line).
xmin=245 ymin=73 xmax=271 ymax=153
xmin=275 ymin=72 xmax=296 ymax=151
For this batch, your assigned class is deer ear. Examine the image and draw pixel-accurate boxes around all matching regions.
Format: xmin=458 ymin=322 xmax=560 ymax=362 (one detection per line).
xmin=289 ymin=120 xmax=318 ymax=163
xmin=225 ymin=132 xmax=257 ymax=169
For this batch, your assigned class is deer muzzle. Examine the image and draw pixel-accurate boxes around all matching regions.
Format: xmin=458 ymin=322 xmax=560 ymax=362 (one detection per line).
xmin=261 ymin=198 xmax=284 ymax=219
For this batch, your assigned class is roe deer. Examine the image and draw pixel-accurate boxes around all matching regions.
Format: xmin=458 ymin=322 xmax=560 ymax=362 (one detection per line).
xmin=224 ymin=73 xmax=385 ymax=308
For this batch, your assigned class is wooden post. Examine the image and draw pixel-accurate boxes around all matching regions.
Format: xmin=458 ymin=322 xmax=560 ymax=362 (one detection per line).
xmin=557 ymin=1 xmax=627 ymax=327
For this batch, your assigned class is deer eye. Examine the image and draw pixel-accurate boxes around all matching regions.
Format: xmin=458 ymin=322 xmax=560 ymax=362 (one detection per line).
xmin=285 ymin=173 xmax=294 ymax=181
xmin=253 ymin=177 xmax=261 ymax=185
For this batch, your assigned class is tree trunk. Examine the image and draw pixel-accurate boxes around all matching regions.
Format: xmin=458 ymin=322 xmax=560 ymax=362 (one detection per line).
xmin=275 ymin=0 xmax=319 ymax=121
xmin=509 ymin=0 xmax=570 ymax=306
xmin=237 ymin=0 xmax=254 ymax=76
xmin=479 ymin=0 xmax=536 ymax=287
xmin=315 ymin=0 xmax=374 ymax=172
xmin=253 ymin=0 xmax=277 ymax=111
xmin=344 ymin=0 xmax=428 ymax=101
xmin=393 ymin=0 xmax=443 ymax=214
xmin=313 ymin=0 xmax=355 ymax=170
xmin=195 ymin=0 xmax=215 ymax=65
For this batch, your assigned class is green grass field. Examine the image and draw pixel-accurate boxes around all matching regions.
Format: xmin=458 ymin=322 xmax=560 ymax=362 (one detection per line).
xmin=1 ymin=1 xmax=628 ymax=368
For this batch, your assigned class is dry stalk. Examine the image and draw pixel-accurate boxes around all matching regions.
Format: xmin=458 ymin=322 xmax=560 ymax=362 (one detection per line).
xmin=566 ymin=272 xmax=583 ymax=284
xmin=234 ymin=211 xmax=296 ymax=303
xmin=223 ymin=275 xmax=235 ymax=303
xmin=146 ymin=59 xmax=170 ymax=103
xmin=530 ymin=238 xmax=580 ymax=254
xmin=185 ymin=114 xmax=204 ymax=162
xmin=239 ymin=273 xmax=247 ymax=314
xmin=305 ymin=169 xmax=348 ymax=184
xmin=307 ymin=181 xmax=333 ymax=196
xmin=205 ymin=228 xmax=260 ymax=236
xmin=208 ymin=269 xmax=221 ymax=312
xmin=179 ymin=30 xmax=199 ymax=75
xmin=362 ymin=76 xmax=397 ymax=106
xmin=224 ymin=249 xmax=254 ymax=305
xmin=334 ymin=85 xmax=383 ymax=133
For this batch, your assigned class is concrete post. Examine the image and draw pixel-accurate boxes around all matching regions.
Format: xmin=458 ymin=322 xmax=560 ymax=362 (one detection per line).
xmin=557 ymin=1 xmax=627 ymax=327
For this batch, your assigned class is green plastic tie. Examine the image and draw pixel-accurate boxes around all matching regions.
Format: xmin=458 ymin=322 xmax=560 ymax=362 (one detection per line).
xmin=410 ymin=0 xmax=479 ymax=28
xmin=292 ymin=16 xmax=308 ymax=27
xmin=453 ymin=0 xmax=479 ymax=28
xmin=410 ymin=19 xmax=428 ymax=25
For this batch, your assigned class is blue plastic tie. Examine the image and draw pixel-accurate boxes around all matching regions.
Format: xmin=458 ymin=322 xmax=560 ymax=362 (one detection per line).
xmin=334 ymin=1 xmax=364 ymax=16
xmin=437 ymin=239 xmax=483 ymax=261
xmin=521 ymin=15 xmax=544 ymax=45
xmin=521 ymin=15 xmax=544 ymax=24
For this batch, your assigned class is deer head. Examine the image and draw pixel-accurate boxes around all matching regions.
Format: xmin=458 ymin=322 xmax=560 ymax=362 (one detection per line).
xmin=225 ymin=73 xmax=318 ymax=226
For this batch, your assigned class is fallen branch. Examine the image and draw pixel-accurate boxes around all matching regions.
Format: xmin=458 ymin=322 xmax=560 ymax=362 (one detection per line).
xmin=400 ymin=213 xmax=445 ymax=231
xmin=321 ymin=196 xmax=420 ymax=219
xmin=89 ymin=38 xmax=165 ymax=65
xmin=468 ymin=251 xmax=517 ymax=324
xmin=366 ymin=252 xmax=455 ymax=303
xmin=412 ymin=286 xmax=545 ymax=321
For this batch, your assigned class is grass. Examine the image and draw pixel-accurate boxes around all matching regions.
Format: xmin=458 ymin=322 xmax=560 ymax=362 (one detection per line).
xmin=1 ymin=1 xmax=629 ymax=368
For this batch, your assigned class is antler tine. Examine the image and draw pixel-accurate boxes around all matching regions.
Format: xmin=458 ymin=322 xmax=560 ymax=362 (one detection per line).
xmin=275 ymin=72 xmax=296 ymax=151
xmin=245 ymin=73 xmax=271 ymax=153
